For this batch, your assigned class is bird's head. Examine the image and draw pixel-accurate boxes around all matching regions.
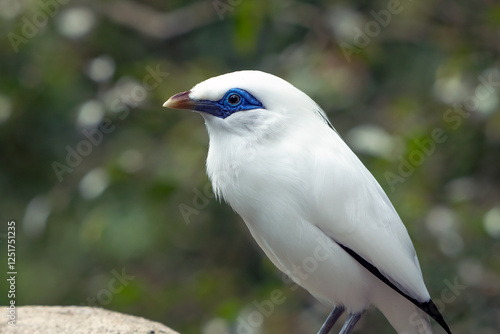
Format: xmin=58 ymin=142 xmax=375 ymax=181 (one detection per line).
xmin=163 ymin=70 xmax=330 ymax=137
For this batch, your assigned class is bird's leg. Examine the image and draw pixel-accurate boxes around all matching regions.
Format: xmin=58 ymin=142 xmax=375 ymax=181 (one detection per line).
xmin=317 ymin=306 xmax=345 ymax=334
xmin=338 ymin=312 xmax=363 ymax=334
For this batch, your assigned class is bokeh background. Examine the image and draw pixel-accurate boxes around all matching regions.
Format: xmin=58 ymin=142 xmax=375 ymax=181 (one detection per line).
xmin=1 ymin=0 xmax=500 ymax=333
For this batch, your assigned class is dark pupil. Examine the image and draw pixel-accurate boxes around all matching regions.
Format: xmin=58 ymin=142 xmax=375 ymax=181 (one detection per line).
xmin=228 ymin=94 xmax=241 ymax=105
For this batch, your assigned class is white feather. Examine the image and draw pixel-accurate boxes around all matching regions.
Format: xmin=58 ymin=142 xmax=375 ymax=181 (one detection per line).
xmin=185 ymin=71 xmax=435 ymax=333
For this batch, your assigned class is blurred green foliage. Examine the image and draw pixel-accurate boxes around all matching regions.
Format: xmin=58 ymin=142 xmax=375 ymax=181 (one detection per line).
xmin=1 ymin=0 xmax=500 ymax=333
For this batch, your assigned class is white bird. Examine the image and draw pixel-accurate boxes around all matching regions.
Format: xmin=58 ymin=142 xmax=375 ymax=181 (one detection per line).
xmin=163 ymin=70 xmax=452 ymax=334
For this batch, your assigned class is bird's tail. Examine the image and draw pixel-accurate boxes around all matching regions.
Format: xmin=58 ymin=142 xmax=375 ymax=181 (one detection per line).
xmin=372 ymin=281 xmax=433 ymax=334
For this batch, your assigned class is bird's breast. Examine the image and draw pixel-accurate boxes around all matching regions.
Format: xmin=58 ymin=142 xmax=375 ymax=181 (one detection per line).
xmin=207 ymin=139 xmax=305 ymax=215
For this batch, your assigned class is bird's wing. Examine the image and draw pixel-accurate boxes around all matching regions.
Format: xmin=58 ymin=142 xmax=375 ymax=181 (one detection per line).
xmin=303 ymin=129 xmax=454 ymax=334
xmin=304 ymin=129 xmax=430 ymax=303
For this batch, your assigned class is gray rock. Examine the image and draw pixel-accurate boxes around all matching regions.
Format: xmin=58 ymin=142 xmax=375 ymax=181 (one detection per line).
xmin=0 ymin=306 xmax=180 ymax=334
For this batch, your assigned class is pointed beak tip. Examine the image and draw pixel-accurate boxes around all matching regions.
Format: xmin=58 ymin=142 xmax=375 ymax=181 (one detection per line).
xmin=162 ymin=99 xmax=172 ymax=108
xmin=162 ymin=90 xmax=193 ymax=110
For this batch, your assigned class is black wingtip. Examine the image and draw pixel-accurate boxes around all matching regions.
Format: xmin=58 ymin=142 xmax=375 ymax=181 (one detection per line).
xmin=335 ymin=242 xmax=452 ymax=334
xmin=420 ymin=300 xmax=452 ymax=334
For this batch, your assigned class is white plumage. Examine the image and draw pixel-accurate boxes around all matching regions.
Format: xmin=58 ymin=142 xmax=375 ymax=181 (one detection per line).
xmin=163 ymin=70 xmax=451 ymax=334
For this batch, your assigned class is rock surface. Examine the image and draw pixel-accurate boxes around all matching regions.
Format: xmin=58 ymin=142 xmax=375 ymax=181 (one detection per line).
xmin=0 ymin=306 xmax=180 ymax=334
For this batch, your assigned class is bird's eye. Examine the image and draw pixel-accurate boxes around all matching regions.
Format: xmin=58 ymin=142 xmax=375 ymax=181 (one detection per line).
xmin=227 ymin=93 xmax=241 ymax=106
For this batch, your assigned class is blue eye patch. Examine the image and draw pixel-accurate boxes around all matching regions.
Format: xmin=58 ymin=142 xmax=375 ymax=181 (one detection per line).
xmin=192 ymin=88 xmax=264 ymax=119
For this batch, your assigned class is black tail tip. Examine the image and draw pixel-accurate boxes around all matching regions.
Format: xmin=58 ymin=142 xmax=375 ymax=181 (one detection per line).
xmin=420 ymin=300 xmax=452 ymax=334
